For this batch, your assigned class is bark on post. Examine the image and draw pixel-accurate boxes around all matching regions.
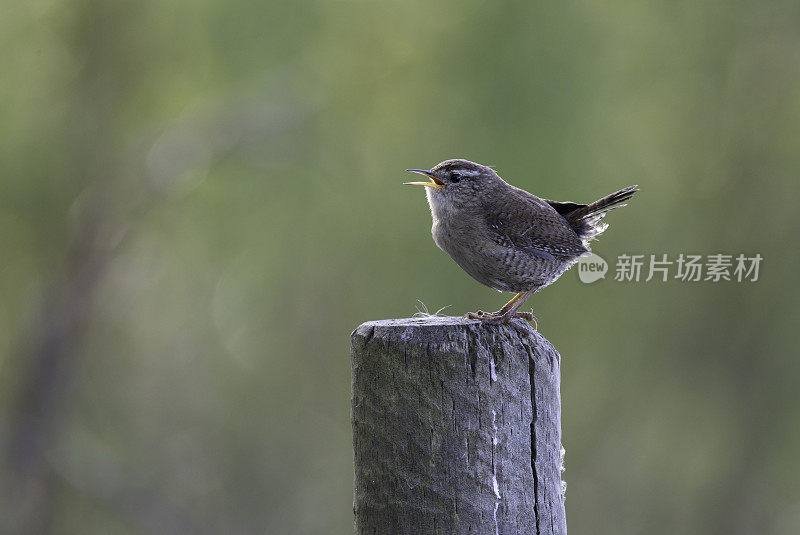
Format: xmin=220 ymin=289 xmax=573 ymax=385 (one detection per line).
xmin=351 ymin=317 xmax=566 ymax=535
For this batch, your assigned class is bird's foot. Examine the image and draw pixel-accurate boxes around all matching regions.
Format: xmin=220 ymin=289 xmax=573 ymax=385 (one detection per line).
xmin=462 ymin=310 xmax=489 ymax=320
xmin=462 ymin=310 xmax=538 ymax=333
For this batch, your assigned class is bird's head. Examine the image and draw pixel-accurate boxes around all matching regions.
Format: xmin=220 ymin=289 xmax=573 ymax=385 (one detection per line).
xmin=404 ymin=159 xmax=501 ymax=213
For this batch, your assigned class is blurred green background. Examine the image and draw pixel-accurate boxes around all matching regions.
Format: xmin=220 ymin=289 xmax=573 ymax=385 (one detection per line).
xmin=2 ymin=1 xmax=799 ymax=533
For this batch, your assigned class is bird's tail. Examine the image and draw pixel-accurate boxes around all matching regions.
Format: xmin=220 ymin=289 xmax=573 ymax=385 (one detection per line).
xmin=567 ymin=185 xmax=638 ymax=242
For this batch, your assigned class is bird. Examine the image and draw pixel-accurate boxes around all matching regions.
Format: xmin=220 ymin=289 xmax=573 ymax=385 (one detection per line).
xmin=404 ymin=159 xmax=637 ymax=329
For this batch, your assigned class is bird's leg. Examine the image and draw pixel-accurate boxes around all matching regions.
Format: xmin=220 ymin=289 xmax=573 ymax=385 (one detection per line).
xmin=497 ymin=292 xmax=525 ymax=315
xmin=492 ymin=289 xmax=537 ymax=325
xmin=462 ymin=290 xmax=538 ymax=330
xmin=462 ymin=292 xmax=523 ymax=320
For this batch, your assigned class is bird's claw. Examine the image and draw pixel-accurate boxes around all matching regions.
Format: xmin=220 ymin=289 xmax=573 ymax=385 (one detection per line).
xmin=514 ymin=311 xmax=538 ymax=330
xmin=462 ymin=310 xmax=538 ymax=333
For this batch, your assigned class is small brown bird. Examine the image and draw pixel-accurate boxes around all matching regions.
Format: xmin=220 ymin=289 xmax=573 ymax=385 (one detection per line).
xmin=405 ymin=159 xmax=637 ymax=328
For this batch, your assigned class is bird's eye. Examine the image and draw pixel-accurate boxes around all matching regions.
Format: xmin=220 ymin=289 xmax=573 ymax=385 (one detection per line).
xmin=450 ymin=172 xmax=462 ymax=183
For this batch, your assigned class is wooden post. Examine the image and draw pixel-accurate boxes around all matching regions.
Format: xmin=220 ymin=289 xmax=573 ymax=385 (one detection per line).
xmin=351 ymin=317 xmax=566 ymax=535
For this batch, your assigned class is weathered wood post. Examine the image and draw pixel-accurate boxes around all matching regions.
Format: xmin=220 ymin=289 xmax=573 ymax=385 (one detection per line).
xmin=351 ymin=316 xmax=566 ymax=534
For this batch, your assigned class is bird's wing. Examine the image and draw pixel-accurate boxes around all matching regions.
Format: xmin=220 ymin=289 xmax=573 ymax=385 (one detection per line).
xmin=542 ymin=199 xmax=586 ymax=217
xmin=483 ymin=188 xmax=588 ymax=258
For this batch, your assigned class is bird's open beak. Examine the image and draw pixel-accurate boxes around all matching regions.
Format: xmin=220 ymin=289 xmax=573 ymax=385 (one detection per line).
xmin=404 ymin=169 xmax=445 ymax=189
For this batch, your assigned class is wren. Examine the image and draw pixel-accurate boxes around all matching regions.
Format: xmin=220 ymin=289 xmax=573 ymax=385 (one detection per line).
xmin=405 ymin=159 xmax=637 ymax=329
